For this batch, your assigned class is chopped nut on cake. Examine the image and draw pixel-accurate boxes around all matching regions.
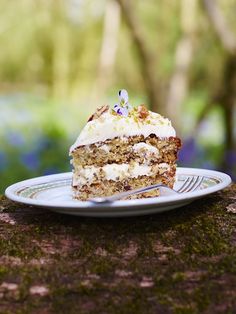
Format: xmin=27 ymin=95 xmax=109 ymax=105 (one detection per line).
xmin=87 ymin=105 xmax=109 ymax=122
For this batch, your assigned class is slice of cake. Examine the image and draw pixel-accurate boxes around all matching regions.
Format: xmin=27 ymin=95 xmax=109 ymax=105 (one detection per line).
xmin=69 ymin=90 xmax=181 ymax=200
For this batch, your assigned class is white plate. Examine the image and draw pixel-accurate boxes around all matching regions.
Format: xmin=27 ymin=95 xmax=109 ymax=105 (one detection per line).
xmin=5 ymin=167 xmax=231 ymax=217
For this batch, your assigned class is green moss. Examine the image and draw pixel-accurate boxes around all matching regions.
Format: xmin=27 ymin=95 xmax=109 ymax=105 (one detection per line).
xmin=0 ymin=188 xmax=236 ymax=313
xmin=0 ymin=265 xmax=8 ymax=280
xmin=174 ymin=306 xmax=197 ymax=314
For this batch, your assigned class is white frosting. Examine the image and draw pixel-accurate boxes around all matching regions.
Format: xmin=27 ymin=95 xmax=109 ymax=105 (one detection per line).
xmin=158 ymin=162 xmax=169 ymax=168
xmin=72 ymin=162 xmax=170 ymax=186
xmin=99 ymin=144 xmax=110 ymax=153
xmin=133 ymin=143 xmax=159 ymax=155
xmin=131 ymin=163 xmax=151 ymax=177
xmin=70 ymin=108 xmax=176 ymax=152
xmin=103 ymin=163 xmax=129 ymax=181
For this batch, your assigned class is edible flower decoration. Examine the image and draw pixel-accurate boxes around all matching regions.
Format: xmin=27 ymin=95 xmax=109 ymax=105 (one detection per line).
xmin=113 ymin=89 xmax=132 ymax=117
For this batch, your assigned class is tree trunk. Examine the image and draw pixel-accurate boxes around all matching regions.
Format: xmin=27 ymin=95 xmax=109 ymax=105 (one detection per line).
xmin=202 ymin=0 xmax=236 ymax=55
xmin=202 ymin=0 xmax=236 ymax=161
xmin=97 ymin=0 xmax=121 ymax=94
xmin=116 ymin=0 xmax=161 ymax=112
xmin=220 ymin=56 xmax=236 ymax=153
xmin=52 ymin=1 xmax=70 ymax=100
xmin=166 ymin=0 xmax=197 ymax=133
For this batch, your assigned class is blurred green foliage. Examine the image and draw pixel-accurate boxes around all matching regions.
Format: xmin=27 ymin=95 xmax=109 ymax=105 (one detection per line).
xmin=0 ymin=0 xmax=235 ymax=192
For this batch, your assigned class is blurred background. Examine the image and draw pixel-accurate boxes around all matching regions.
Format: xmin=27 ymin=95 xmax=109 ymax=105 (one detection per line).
xmin=0 ymin=0 xmax=235 ymax=193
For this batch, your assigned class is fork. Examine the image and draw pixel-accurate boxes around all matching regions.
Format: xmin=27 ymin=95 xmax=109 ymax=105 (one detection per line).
xmin=89 ymin=175 xmax=204 ymax=204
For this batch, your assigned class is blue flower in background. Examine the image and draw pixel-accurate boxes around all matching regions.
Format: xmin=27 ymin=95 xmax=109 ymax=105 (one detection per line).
xmin=225 ymin=150 xmax=236 ymax=165
xmin=224 ymin=150 xmax=236 ymax=181
xmin=35 ymin=136 xmax=53 ymax=152
xmin=178 ymin=138 xmax=198 ymax=165
xmin=20 ymin=151 xmax=40 ymax=171
xmin=7 ymin=131 xmax=25 ymax=147
xmin=201 ymin=161 xmax=215 ymax=170
xmin=0 ymin=151 xmax=8 ymax=170
xmin=43 ymin=167 xmax=59 ymax=175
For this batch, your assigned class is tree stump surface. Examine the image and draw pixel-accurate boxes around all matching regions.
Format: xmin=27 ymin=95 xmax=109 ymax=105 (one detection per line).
xmin=0 ymin=184 xmax=235 ymax=314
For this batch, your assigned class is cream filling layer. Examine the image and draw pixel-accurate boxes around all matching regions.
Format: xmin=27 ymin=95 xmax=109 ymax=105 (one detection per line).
xmin=72 ymin=162 xmax=170 ymax=186
xmin=132 ymin=142 xmax=160 ymax=157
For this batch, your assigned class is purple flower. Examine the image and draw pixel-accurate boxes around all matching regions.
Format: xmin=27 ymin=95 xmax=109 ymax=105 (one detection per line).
xmin=178 ymin=138 xmax=198 ymax=165
xmin=117 ymin=108 xmax=122 ymax=115
xmin=7 ymin=132 xmax=25 ymax=147
xmin=43 ymin=167 xmax=59 ymax=175
xmin=225 ymin=150 xmax=236 ymax=165
xmin=20 ymin=151 xmax=40 ymax=171
xmin=118 ymin=89 xmax=129 ymax=103
xmin=113 ymin=90 xmax=132 ymax=116
xmin=117 ymin=107 xmax=128 ymax=116
xmin=36 ymin=137 xmax=53 ymax=152
xmin=201 ymin=161 xmax=215 ymax=170
xmin=114 ymin=104 xmax=129 ymax=117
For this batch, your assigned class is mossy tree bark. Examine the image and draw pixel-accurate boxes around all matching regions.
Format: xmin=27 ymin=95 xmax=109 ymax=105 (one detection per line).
xmin=0 ymin=185 xmax=236 ymax=313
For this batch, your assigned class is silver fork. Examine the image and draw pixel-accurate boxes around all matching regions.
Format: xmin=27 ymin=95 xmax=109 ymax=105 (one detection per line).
xmin=89 ymin=175 xmax=204 ymax=204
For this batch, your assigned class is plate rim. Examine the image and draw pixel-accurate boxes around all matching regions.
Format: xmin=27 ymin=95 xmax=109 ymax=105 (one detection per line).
xmin=5 ymin=167 xmax=232 ymax=210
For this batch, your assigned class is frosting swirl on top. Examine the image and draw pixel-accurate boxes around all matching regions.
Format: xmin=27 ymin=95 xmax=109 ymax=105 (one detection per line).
xmin=70 ymin=105 xmax=176 ymax=152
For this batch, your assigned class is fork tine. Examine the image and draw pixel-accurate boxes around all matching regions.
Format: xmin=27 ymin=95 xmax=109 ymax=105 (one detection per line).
xmin=181 ymin=176 xmax=204 ymax=193
xmin=191 ymin=176 xmax=204 ymax=192
xmin=180 ymin=175 xmax=199 ymax=193
xmin=178 ymin=175 xmax=198 ymax=193
xmin=177 ymin=176 xmax=191 ymax=193
xmin=184 ymin=176 xmax=199 ymax=193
